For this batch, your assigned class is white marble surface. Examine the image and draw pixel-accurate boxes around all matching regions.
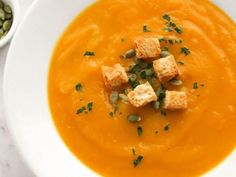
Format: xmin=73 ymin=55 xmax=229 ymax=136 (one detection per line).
xmin=0 ymin=0 xmax=35 ymax=177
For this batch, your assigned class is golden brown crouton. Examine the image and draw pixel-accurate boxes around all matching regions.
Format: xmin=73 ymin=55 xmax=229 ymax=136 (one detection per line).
xmin=153 ymin=55 xmax=180 ymax=82
xmin=127 ymin=82 xmax=157 ymax=107
xmin=163 ymin=91 xmax=187 ymax=110
xmin=134 ymin=37 xmax=161 ymax=59
xmin=101 ymin=64 xmax=128 ymax=89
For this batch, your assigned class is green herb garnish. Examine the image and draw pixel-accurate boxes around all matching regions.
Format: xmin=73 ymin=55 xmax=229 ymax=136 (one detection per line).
xmin=193 ymin=82 xmax=198 ymax=90
xmin=158 ymin=37 xmax=166 ymax=43
xmin=162 ymin=14 xmax=171 ymax=21
xmin=87 ymin=102 xmax=93 ymax=111
xmin=143 ymin=25 xmax=151 ymax=32
xmin=128 ymin=114 xmax=141 ymax=123
xmin=175 ymin=27 xmax=183 ymax=34
xmin=133 ymin=155 xmax=144 ymax=167
xmin=132 ymin=148 xmax=136 ymax=156
xmin=162 ymin=14 xmax=183 ymax=34
xmin=177 ymin=61 xmax=185 ymax=65
xmin=156 ymin=86 xmax=166 ymax=102
xmin=75 ymin=83 xmax=83 ymax=92
xmin=128 ymin=79 xmax=140 ymax=89
xmin=83 ymin=51 xmax=95 ymax=56
xmin=137 ymin=126 xmax=143 ymax=136
xmin=164 ymin=123 xmax=170 ymax=131
xmin=76 ymin=106 xmax=86 ymax=115
xmin=181 ymin=47 xmax=191 ymax=56
xmin=161 ymin=47 xmax=169 ymax=51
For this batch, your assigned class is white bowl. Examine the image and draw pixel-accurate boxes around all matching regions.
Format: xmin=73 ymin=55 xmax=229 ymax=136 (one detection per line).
xmin=0 ymin=0 xmax=20 ymax=48
xmin=3 ymin=0 xmax=236 ymax=177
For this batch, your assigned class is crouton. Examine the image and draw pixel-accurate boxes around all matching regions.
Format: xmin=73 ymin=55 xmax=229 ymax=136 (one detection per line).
xmin=101 ymin=64 xmax=128 ymax=89
xmin=127 ymin=82 xmax=157 ymax=107
xmin=163 ymin=91 xmax=187 ymax=110
xmin=153 ymin=55 xmax=180 ymax=82
xmin=134 ymin=37 xmax=161 ymax=59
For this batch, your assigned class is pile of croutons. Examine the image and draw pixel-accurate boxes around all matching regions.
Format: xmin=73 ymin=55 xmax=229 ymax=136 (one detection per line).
xmin=102 ymin=37 xmax=187 ymax=111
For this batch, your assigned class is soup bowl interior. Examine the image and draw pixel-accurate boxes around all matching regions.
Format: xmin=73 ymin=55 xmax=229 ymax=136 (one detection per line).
xmin=3 ymin=0 xmax=236 ymax=177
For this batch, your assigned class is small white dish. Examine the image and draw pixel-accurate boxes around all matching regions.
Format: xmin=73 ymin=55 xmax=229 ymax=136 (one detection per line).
xmin=2 ymin=0 xmax=236 ymax=177
xmin=0 ymin=0 xmax=20 ymax=48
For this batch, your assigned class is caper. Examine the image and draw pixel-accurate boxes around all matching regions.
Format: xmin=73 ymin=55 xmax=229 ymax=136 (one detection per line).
xmin=0 ymin=8 xmax=5 ymax=20
xmin=0 ymin=19 xmax=2 ymax=27
xmin=3 ymin=4 xmax=12 ymax=14
xmin=3 ymin=20 xmax=12 ymax=31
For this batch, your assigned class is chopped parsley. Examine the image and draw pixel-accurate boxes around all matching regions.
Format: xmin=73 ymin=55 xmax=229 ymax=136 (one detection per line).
xmin=200 ymin=84 xmax=205 ymax=87
xmin=75 ymin=83 xmax=83 ymax=92
xmin=137 ymin=126 xmax=143 ymax=136
xmin=133 ymin=155 xmax=144 ymax=167
xmin=162 ymin=14 xmax=171 ymax=21
xmin=87 ymin=102 xmax=93 ymax=111
xmin=143 ymin=25 xmax=151 ymax=32
xmin=193 ymin=82 xmax=198 ymax=90
xmin=175 ymin=27 xmax=183 ymax=34
xmin=128 ymin=79 xmax=140 ymax=89
xmin=164 ymin=123 xmax=170 ymax=131
xmin=83 ymin=51 xmax=95 ymax=56
xmin=76 ymin=106 xmax=86 ymax=115
xmin=158 ymin=37 xmax=165 ymax=43
xmin=132 ymin=148 xmax=136 ymax=156
xmin=76 ymin=102 xmax=94 ymax=115
xmin=162 ymin=14 xmax=183 ymax=34
xmin=168 ymin=39 xmax=174 ymax=45
xmin=181 ymin=47 xmax=191 ymax=56
xmin=177 ymin=61 xmax=185 ymax=65
xmin=161 ymin=46 xmax=169 ymax=51
xmin=175 ymin=39 xmax=183 ymax=44
xmin=156 ymin=85 xmax=166 ymax=102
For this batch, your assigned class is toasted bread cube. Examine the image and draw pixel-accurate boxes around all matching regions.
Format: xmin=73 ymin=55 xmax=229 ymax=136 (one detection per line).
xmin=134 ymin=37 xmax=161 ymax=59
xmin=153 ymin=55 xmax=180 ymax=82
xmin=163 ymin=91 xmax=187 ymax=110
xmin=127 ymin=82 xmax=157 ymax=107
xmin=101 ymin=64 xmax=128 ymax=89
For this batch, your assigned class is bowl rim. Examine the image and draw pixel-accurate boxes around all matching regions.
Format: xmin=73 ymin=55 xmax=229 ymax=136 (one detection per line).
xmin=0 ymin=0 xmax=20 ymax=48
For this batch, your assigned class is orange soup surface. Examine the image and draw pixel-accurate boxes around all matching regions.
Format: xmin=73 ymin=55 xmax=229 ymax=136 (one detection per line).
xmin=48 ymin=0 xmax=236 ymax=176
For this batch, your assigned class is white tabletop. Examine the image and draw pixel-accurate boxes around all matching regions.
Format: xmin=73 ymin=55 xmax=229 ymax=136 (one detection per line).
xmin=0 ymin=0 xmax=35 ymax=176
